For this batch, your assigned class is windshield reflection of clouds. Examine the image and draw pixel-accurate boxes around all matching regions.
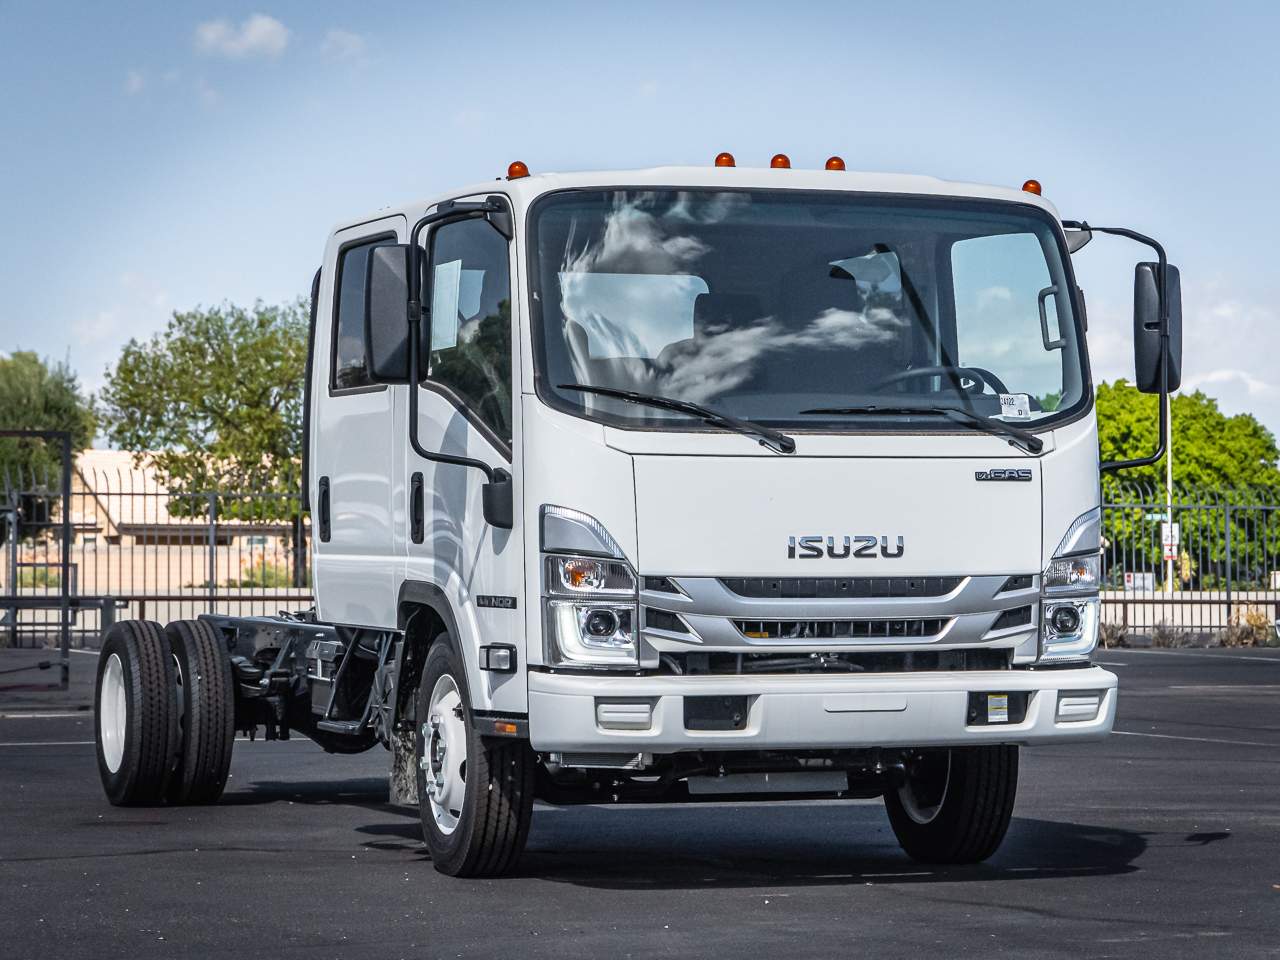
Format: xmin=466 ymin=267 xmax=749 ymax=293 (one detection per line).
xmin=542 ymin=191 xmax=1078 ymax=421
xmin=557 ymin=194 xmax=908 ymax=406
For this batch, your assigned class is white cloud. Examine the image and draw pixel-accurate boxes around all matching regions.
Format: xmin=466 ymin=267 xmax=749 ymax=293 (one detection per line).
xmin=195 ymin=14 xmax=289 ymax=59
xmin=1182 ymin=368 xmax=1274 ymax=398
xmin=320 ymin=29 xmax=366 ymax=61
xmin=124 ymin=69 xmax=145 ymax=95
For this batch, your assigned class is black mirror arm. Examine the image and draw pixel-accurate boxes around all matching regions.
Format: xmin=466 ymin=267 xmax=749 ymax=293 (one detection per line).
xmin=1063 ymin=221 xmax=1171 ymax=474
xmin=404 ymin=197 xmax=515 ymax=527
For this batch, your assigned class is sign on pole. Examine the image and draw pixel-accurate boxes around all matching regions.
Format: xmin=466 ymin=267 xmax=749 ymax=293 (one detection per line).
xmin=1161 ymin=521 xmax=1180 ymax=562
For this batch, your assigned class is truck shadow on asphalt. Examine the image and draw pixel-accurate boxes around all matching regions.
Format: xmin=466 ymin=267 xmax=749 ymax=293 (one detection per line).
xmin=230 ymin=777 xmax=1182 ymax=889
xmin=513 ymin=805 xmax=1151 ymax=889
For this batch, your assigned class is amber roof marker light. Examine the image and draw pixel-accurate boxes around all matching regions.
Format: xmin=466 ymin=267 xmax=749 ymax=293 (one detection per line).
xmin=1021 ymin=178 xmax=1042 ymax=195
xmin=714 ymin=151 xmax=736 ymax=167
xmin=770 ymin=153 xmax=791 ymax=169
xmin=825 ymin=156 xmax=846 ymax=171
xmin=507 ymin=160 xmax=530 ymax=180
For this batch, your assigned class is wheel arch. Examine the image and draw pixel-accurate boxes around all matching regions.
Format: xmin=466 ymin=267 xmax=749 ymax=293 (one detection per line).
xmin=394 ymin=580 xmax=469 ymax=724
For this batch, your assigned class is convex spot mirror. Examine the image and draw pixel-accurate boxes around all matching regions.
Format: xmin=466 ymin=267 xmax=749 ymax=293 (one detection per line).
xmin=1133 ymin=262 xmax=1183 ymax=394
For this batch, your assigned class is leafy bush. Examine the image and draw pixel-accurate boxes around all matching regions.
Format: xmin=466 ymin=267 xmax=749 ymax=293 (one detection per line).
xmin=17 ymin=566 xmax=61 ymax=588
xmin=1222 ymin=606 xmax=1272 ymax=647
xmin=1099 ymin=622 xmax=1128 ymax=648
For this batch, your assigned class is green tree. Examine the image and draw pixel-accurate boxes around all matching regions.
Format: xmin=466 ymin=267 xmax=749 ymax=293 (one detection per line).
xmin=1097 ymin=380 xmax=1280 ymax=493
xmin=0 ymin=351 xmax=96 ymax=489
xmin=1098 ymin=380 xmax=1280 ymax=589
xmin=98 ymin=300 xmax=308 ymax=517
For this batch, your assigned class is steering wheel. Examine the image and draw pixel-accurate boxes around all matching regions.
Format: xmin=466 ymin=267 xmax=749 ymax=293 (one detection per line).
xmin=871 ymin=365 xmax=1011 ymax=396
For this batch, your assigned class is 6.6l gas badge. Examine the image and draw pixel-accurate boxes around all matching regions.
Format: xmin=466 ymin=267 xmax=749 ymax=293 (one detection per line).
xmin=787 ymin=535 xmax=905 ymax=559
xmin=975 ymin=468 xmax=1033 ymax=481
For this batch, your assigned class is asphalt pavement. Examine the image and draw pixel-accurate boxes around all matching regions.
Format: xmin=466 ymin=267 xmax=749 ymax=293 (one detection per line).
xmin=1 ymin=647 xmax=1278 ymax=959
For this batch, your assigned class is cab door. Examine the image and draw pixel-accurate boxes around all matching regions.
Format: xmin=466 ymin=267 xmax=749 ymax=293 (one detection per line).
xmin=404 ymin=209 xmax=525 ymax=713
xmin=311 ymin=215 xmax=406 ymax=628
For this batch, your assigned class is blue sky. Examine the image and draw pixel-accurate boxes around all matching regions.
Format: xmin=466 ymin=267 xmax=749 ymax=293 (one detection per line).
xmin=2 ymin=1 xmax=1278 ymax=431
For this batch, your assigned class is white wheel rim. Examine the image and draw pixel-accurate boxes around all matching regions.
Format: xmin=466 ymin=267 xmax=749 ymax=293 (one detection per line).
xmin=100 ymin=653 xmax=127 ymax=774
xmin=421 ymin=674 xmax=467 ymax=835
xmin=898 ymin=750 xmax=951 ymax=825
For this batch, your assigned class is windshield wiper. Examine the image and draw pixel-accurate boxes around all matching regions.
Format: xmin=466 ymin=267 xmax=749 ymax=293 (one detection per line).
xmin=799 ymin=404 xmax=1043 ymax=454
xmin=559 ymin=384 xmax=796 ymax=454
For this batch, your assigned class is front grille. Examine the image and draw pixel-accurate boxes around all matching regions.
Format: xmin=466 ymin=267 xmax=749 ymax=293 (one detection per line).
xmin=720 ymin=576 xmax=963 ymax=599
xmin=733 ymin=617 xmax=950 ymax=640
xmin=670 ymin=648 xmax=1012 ymax=675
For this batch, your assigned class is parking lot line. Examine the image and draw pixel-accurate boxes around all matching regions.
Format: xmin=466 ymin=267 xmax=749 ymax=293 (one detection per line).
xmin=1113 ymin=729 xmax=1275 ymax=748
xmin=1117 ymin=649 xmax=1280 ymax=663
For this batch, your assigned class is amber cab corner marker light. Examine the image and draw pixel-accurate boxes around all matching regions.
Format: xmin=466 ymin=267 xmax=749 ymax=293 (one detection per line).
xmin=507 ymin=160 xmax=530 ymax=180
xmin=1021 ymin=178 xmax=1042 ymax=195
xmin=825 ymin=155 xmax=846 ymax=171
xmin=714 ymin=151 xmax=736 ymax=167
xmin=770 ymin=153 xmax=791 ymax=169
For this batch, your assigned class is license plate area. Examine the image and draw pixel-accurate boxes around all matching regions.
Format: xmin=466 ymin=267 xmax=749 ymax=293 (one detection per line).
xmin=684 ymin=695 xmax=750 ymax=731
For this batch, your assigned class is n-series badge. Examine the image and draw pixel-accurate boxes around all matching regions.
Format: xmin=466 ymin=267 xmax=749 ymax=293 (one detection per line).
xmin=975 ymin=468 xmax=1033 ymax=481
xmin=788 ymin=535 xmax=905 ymax=559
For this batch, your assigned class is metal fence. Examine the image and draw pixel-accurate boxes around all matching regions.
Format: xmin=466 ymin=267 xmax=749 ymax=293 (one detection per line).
xmin=2 ymin=456 xmax=311 ymax=649
xmin=4 ymin=452 xmax=1279 ymax=651
xmin=1101 ymin=483 xmax=1280 ymax=645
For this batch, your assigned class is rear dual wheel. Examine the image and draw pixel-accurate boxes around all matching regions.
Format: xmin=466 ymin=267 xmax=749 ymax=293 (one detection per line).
xmin=94 ymin=619 xmax=235 ymax=806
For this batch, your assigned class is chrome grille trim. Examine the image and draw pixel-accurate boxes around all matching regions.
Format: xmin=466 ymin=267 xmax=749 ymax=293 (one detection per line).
xmin=638 ymin=574 xmax=1039 ymax=657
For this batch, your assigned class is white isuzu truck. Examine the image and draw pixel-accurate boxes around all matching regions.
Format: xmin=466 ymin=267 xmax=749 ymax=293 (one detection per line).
xmin=94 ymin=156 xmax=1182 ymax=876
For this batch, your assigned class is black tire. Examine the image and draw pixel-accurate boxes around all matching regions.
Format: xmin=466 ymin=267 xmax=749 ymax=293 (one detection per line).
xmin=415 ymin=635 xmax=534 ymax=877
xmin=166 ymin=620 xmax=236 ymax=804
xmin=884 ymin=745 xmax=1019 ymax=864
xmin=94 ymin=620 xmax=180 ymax=806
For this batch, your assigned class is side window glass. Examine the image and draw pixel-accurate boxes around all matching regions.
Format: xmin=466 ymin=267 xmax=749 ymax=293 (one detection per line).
xmin=951 ymin=232 xmax=1065 ymax=408
xmin=332 ymin=237 xmax=393 ymax=390
xmin=426 ymin=218 xmax=513 ymax=445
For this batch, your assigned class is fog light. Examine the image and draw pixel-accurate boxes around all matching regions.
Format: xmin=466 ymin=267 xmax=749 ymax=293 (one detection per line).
xmin=584 ymin=609 xmax=620 ymax=637
xmin=1057 ymin=690 xmax=1103 ymax=722
xmin=596 ymin=700 xmax=654 ymax=730
xmin=1050 ymin=605 xmax=1081 ymax=634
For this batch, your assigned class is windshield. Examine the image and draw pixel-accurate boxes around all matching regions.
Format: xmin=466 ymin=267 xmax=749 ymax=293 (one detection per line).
xmin=530 ymin=189 xmax=1087 ymax=432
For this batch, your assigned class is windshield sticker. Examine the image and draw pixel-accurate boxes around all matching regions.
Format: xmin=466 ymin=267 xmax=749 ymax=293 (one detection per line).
xmin=998 ymin=393 xmax=1032 ymax=420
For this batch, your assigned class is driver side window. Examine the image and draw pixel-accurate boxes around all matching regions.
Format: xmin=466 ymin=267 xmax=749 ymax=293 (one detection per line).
xmin=426 ymin=217 xmax=513 ymax=446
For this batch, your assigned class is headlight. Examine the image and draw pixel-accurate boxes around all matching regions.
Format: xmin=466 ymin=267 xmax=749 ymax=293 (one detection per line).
xmin=541 ymin=507 xmax=640 ymax=668
xmin=547 ymin=598 xmax=637 ymax=666
xmin=1040 ymin=597 xmax=1099 ymax=662
xmin=1040 ymin=539 xmax=1101 ymax=661
xmin=1042 ymin=553 xmax=1100 ymax=596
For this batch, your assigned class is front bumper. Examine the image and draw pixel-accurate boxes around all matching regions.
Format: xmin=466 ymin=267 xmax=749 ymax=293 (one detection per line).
xmin=527 ymin=665 xmax=1117 ymax=753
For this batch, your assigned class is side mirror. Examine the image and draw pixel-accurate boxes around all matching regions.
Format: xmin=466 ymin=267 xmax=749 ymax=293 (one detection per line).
xmin=363 ymin=245 xmax=412 ymax=383
xmin=482 ymin=469 xmax=514 ymax=530
xmin=1133 ymin=262 xmax=1183 ymax=394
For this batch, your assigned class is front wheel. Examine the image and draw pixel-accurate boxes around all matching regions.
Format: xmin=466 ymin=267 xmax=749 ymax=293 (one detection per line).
xmin=415 ymin=636 xmax=534 ymax=877
xmin=884 ymin=745 xmax=1019 ymax=864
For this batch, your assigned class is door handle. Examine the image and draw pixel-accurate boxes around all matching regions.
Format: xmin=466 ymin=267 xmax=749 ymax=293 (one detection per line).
xmin=317 ymin=476 xmax=331 ymax=542
xmin=410 ymin=472 xmax=424 ymax=544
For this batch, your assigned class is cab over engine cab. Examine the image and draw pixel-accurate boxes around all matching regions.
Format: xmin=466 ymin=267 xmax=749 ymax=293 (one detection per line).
xmin=94 ymin=160 xmax=1182 ymax=878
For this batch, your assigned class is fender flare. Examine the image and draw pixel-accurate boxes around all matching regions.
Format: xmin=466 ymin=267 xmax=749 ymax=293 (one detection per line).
xmin=393 ymin=580 xmax=474 ymax=721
